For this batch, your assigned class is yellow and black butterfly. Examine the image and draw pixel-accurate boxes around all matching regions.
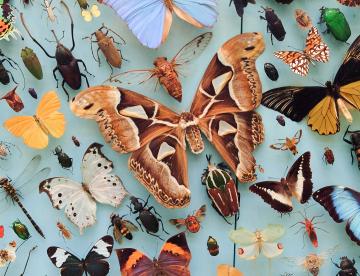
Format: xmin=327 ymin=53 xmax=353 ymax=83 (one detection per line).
xmin=262 ymin=35 xmax=360 ymax=135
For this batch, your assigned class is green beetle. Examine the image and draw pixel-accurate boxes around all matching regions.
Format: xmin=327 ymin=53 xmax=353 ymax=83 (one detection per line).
xmin=21 ymin=47 xmax=43 ymax=80
xmin=320 ymin=7 xmax=351 ymax=42
xmin=11 ymin=219 xmax=31 ymax=240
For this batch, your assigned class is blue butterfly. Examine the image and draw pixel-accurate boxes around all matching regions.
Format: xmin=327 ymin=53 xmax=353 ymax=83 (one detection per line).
xmin=313 ymin=186 xmax=360 ymax=246
xmin=99 ymin=0 xmax=218 ymax=48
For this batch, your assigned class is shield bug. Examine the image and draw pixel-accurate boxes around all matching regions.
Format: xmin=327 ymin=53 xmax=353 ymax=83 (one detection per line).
xmin=323 ymin=147 xmax=334 ymax=165
xmin=21 ymin=47 xmax=43 ymax=80
xmin=56 ymin=221 xmax=72 ymax=240
xmin=20 ymin=1 xmax=93 ymax=101
xmin=332 ymin=256 xmax=358 ymax=276
xmin=320 ymin=7 xmax=351 ymax=43
xmin=129 ymin=196 xmax=168 ymax=240
xmin=343 ymin=126 xmax=360 ymax=169
xmin=270 ymin=129 xmax=302 ymax=155
xmin=71 ymin=136 xmax=80 ymax=147
xmin=28 ymin=88 xmax=37 ymax=99
xmin=1 ymin=87 xmax=24 ymax=112
xmin=0 ymin=226 xmax=4 ymax=238
xmin=264 ymin=63 xmax=279 ymax=81
xmin=53 ymin=146 xmax=73 ymax=170
xmin=295 ymin=9 xmax=312 ymax=29
xmin=11 ymin=219 xmax=31 ymax=240
xmin=259 ymin=7 xmax=286 ymax=44
xmin=276 ymin=115 xmax=285 ymax=126
xmin=207 ymin=236 xmax=219 ymax=256
xmin=201 ymin=155 xmax=240 ymax=222
xmin=109 ymin=214 xmax=138 ymax=243
xmin=169 ymin=205 xmax=206 ymax=233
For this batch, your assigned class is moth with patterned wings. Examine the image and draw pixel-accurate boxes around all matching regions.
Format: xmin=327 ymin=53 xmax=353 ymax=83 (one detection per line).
xmin=39 ymin=143 xmax=127 ymax=234
xmin=250 ymin=152 xmax=313 ymax=213
xmin=47 ymin=235 xmax=114 ymax=276
xmin=70 ymin=32 xmax=265 ymax=209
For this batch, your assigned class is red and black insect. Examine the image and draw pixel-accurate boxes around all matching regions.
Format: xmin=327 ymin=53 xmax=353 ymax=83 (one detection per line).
xmin=343 ymin=126 xmax=360 ymax=169
xmin=169 ymin=205 xmax=206 ymax=233
xmin=201 ymin=155 xmax=240 ymax=223
xmin=259 ymin=6 xmax=286 ymax=44
xmin=323 ymin=147 xmax=334 ymax=165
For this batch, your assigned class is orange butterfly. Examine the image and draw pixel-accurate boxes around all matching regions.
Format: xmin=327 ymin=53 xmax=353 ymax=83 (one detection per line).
xmin=3 ymin=91 xmax=66 ymax=149
xmin=274 ymin=26 xmax=329 ymax=76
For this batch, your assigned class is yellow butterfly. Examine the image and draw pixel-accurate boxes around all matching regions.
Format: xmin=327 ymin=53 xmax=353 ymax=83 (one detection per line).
xmin=82 ymin=5 xmax=101 ymax=22
xmin=3 ymin=91 xmax=66 ymax=149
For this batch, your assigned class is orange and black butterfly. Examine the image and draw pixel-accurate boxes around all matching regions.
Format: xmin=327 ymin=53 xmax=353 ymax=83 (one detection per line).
xmin=262 ymin=35 xmax=360 ymax=135
xmin=274 ymin=26 xmax=329 ymax=76
xmin=338 ymin=0 xmax=360 ymax=6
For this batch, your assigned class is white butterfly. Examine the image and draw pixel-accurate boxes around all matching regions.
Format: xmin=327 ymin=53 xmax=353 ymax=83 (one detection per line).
xmin=40 ymin=143 xmax=127 ymax=234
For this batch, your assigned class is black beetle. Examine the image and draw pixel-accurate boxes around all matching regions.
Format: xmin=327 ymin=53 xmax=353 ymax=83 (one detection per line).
xmin=129 ymin=196 xmax=168 ymax=240
xmin=343 ymin=126 xmax=360 ymax=169
xmin=276 ymin=115 xmax=285 ymax=126
xmin=71 ymin=136 xmax=80 ymax=147
xmin=53 ymin=145 xmax=73 ymax=170
xmin=20 ymin=1 xmax=92 ymax=101
xmin=259 ymin=6 xmax=286 ymax=44
xmin=0 ymin=50 xmax=24 ymax=86
xmin=264 ymin=63 xmax=279 ymax=81
xmin=332 ymin=257 xmax=358 ymax=276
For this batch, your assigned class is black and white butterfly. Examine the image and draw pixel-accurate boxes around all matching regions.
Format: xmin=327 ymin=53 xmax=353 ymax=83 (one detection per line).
xmin=249 ymin=152 xmax=313 ymax=213
xmin=47 ymin=235 xmax=114 ymax=276
xmin=40 ymin=143 xmax=127 ymax=234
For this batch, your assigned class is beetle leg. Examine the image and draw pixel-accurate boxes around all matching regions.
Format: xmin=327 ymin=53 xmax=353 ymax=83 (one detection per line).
xmin=158 ymin=218 xmax=169 ymax=235
xmin=52 ymin=66 xmax=60 ymax=87
xmin=143 ymin=195 xmax=150 ymax=207
xmin=80 ymin=73 xmax=90 ymax=88
xmin=6 ymin=70 xmax=18 ymax=84
xmin=148 ymin=206 xmax=162 ymax=218
xmin=270 ymin=33 xmax=274 ymax=45
xmin=77 ymin=59 xmax=94 ymax=76
xmin=96 ymin=48 xmax=101 ymax=66
xmin=134 ymin=217 xmax=144 ymax=232
xmin=331 ymin=259 xmax=341 ymax=269
xmin=107 ymin=60 xmax=114 ymax=75
xmin=61 ymin=79 xmax=70 ymax=101
xmin=145 ymin=229 xmax=164 ymax=241
xmin=351 ymin=148 xmax=355 ymax=164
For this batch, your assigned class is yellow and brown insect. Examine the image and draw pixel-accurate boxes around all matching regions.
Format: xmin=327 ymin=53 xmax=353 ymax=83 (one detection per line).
xmin=109 ymin=214 xmax=138 ymax=243
xmin=56 ymin=221 xmax=72 ymax=240
xmin=294 ymin=9 xmax=312 ymax=29
xmin=270 ymin=129 xmax=302 ymax=155
xmin=323 ymin=147 xmax=334 ymax=165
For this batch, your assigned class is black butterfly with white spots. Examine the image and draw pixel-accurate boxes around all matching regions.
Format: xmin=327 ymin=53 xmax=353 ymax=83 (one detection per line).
xmin=47 ymin=235 xmax=114 ymax=276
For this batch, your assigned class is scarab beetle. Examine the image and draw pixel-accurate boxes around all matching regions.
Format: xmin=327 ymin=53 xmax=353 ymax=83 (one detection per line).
xmin=11 ymin=219 xmax=30 ymax=240
xmin=343 ymin=126 xmax=360 ymax=169
xmin=264 ymin=63 xmax=279 ymax=81
xmin=332 ymin=256 xmax=358 ymax=276
xmin=259 ymin=7 xmax=286 ymax=44
xmin=53 ymin=145 xmax=73 ymax=170
xmin=320 ymin=7 xmax=351 ymax=42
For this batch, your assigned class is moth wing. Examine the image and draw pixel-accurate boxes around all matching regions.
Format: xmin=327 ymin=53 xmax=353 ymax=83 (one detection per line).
xmin=169 ymin=218 xmax=186 ymax=228
xmin=47 ymin=247 xmax=84 ymax=276
xmin=236 ymin=244 xmax=260 ymax=260
xmin=261 ymin=224 xmax=285 ymax=242
xmin=194 ymin=204 xmax=206 ymax=220
xmin=229 ymin=228 xmax=257 ymax=245
xmin=269 ymin=142 xmax=287 ymax=151
xmin=82 ymin=143 xmax=127 ymax=207
xmin=84 ymin=235 xmax=113 ymax=276
xmin=261 ymin=242 xmax=284 ymax=259
xmin=39 ymin=178 xmax=96 ymax=234
xmin=304 ymin=26 xmax=330 ymax=63
xmin=274 ymin=51 xmax=310 ymax=76
xmin=116 ymin=248 xmax=154 ymax=276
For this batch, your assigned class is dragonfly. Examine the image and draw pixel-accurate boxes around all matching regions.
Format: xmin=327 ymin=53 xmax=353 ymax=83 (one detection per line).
xmin=0 ymin=155 xmax=50 ymax=239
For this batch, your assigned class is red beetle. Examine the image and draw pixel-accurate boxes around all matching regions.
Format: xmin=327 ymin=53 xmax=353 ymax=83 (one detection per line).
xmin=169 ymin=205 xmax=206 ymax=233
xmin=323 ymin=147 xmax=334 ymax=165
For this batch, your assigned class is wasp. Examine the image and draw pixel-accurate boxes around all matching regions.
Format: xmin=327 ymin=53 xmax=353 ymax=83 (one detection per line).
xmin=109 ymin=214 xmax=138 ymax=243
xmin=56 ymin=221 xmax=72 ymax=240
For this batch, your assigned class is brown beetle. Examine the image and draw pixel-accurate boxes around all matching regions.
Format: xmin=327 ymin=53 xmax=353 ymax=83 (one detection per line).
xmin=84 ymin=24 xmax=125 ymax=73
xmin=323 ymin=147 xmax=334 ymax=165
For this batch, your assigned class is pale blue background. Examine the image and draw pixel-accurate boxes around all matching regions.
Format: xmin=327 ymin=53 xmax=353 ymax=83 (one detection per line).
xmin=0 ymin=1 xmax=359 ymax=275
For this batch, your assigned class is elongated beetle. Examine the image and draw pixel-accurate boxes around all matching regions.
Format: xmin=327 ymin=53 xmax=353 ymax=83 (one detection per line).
xmin=20 ymin=1 xmax=92 ymax=101
xmin=0 ymin=50 xmax=24 ymax=86
xmin=53 ymin=145 xmax=73 ymax=170
xmin=259 ymin=6 xmax=286 ymax=44
xmin=129 ymin=196 xmax=168 ymax=240
xmin=343 ymin=125 xmax=360 ymax=169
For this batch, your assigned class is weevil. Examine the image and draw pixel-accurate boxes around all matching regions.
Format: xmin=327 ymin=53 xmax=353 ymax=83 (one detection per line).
xmin=84 ymin=24 xmax=125 ymax=74
xmin=20 ymin=1 xmax=92 ymax=101
xmin=259 ymin=6 xmax=286 ymax=44
xmin=0 ymin=50 xmax=24 ymax=87
xmin=41 ymin=0 xmax=57 ymax=23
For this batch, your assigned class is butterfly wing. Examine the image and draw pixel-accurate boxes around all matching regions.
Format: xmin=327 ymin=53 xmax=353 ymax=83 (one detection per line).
xmin=313 ymin=186 xmax=360 ymax=245
xmin=261 ymin=242 xmax=284 ymax=259
xmin=274 ymin=51 xmax=309 ymax=76
xmin=116 ymin=248 xmax=154 ymax=276
xmin=39 ymin=178 xmax=96 ymax=234
xmin=100 ymin=0 xmax=171 ymax=48
xmin=261 ymin=224 xmax=285 ymax=242
xmin=286 ymin=151 xmax=313 ymax=204
xmin=82 ymin=143 xmax=127 ymax=207
xmin=304 ymin=26 xmax=330 ymax=63
xmin=236 ymin=244 xmax=260 ymax=260
xmin=229 ymin=228 xmax=257 ymax=245
xmin=84 ymin=235 xmax=113 ymax=276
xmin=47 ymin=247 xmax=84 ymax=276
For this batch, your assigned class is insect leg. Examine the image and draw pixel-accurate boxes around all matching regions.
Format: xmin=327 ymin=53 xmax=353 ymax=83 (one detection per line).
xmin=52 ymin=66 xmax=60 ymax=87
xmin=80 ymin=73 xmax=90 ymax=88
xmin=343 ymin=126 xmax=352 ymax=144
xmin=331 ymin=258 xmax=341 ymax=268
xmin=145 ymin=229 xmax=164 ymax=241
xmin=77 ymin=59 xmax=94 ymax=76
xmin=61 ymin=80 xmax=70 ymax=102
xmin=135 ymin=217 xmax=144 ymax=232
xmin=96 ymin=48 xmax=101 ymax=66
xmin=147 ymin=206 xmax=162 ymax=218
xmin=351 ymin=148 xmax=355 ymax=164
xmin=157 ymin=218 xmax=169 ymax=235
xmin=6 ymin=70 xmax=18 ymax=84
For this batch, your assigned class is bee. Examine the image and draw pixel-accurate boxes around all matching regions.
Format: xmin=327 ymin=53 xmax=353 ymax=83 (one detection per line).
xmin=109 ymin=214 xmax=138 ymax=243
xmin=270 ymin=129 xmax=302 ymax=155
xmin=56 ymin=221 xmax=72 ymax=240
xmin=323 ymin=147 xmax=334 ymax=165
xmin=169 ymin=205 xmax=206 ymax=233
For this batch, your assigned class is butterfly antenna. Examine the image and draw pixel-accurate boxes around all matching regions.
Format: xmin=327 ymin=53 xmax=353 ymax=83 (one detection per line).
xmin=310 ymin=78 xmax=325 ymax=87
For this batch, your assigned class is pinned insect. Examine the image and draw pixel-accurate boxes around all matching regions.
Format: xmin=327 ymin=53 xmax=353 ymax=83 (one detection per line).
xmin=0 ymin=1 xmax=21 ymax=41
xmin=76 ymin=0 xmax=100 ymax=22
xmin=109 ymin=213 xmax=138 ymax=243
xmin=332 ymin=256 xmax=358 ymax=276
xmin=264 ymin=63 xmax=279 ymax=81
xmin=0 ymin=225 xmax=4 ymax=238
xmin=343 ymin=126 xmax=360 ymax=169
xmin=276 ymin=115 xmax=285 ymax=126
xmin=53 ymin=146 xmax=73 ymax=170
xmin=27 ymin=88 xmax=37 ymax=99
xmin=108 ymin=32 xmax=212 ymax=102
xmin=1 ymin=87 xmax=24 ymax=112
xmin=0 ymin=141 xmax=20 ymax=161
xmin=295 ymin=9 xmax=312 ymax=29
xmin=41 ymin=0 xmax=57 ymax=23
xmin=323 ymin=147 xmax=335 ymax=165
xmin=20 ymin=1 xmax=92 ymax=101
xmin=169 ymin=204 xmax=206 ymax=233
xmin=71 ymin=136 xmax=80 ymax=147
xmin=320 ymin=7 xmax=351 ymax=42
xmin=83 ymin=24 xmax=125 ymax=73
xmin=337 ymin=0 xmax=360 ymax=7
xmin=0 ymin=155 xmax=49 ymax=238
xmin=270 ymin=129 xmax=302 ymax=155
xmin=201 ymin=155 xmax=240 ymax=222
xmin=21 ymin=47 xmax=43 ymax=80
xmin=56 ymin=221 xmax=72 ymax=240
xmin=0 ymin=50 xmax=25 ymax=86
xmin=11 ymin=220 xmax=30 ymax=241
xmin=207 ymin=236 xmax=219 ymax=256
xmin=129 ymin=196 xmax=169 ymax=240
xmin=259 ymin=7 xmax=286 ymax=44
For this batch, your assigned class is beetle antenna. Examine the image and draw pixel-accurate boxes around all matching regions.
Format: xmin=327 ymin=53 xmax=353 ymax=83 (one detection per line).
xmin=50 ymin=30 xmax=60 ymax=44
xmin=60 ymin=0 xmax=75 ymax=51
xmin=102 ymin=24 xmax=126 ymax=45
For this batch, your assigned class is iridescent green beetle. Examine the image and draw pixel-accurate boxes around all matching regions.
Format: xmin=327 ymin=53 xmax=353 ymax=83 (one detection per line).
xmin=320 ymin=7 xmax=351 ymax=42
xmin=11 ymin=219 xmax=30 ymax=240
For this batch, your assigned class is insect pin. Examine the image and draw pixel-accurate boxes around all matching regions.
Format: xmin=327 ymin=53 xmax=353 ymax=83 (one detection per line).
xmin=320 ymin=7 xmax=351 ymax=42
xmin=109 ymin=214 xmax=138 ymax=243
xmin=276 ymin=115 xmax=285 ymax=126
xmin=270 ymin=129 xmax=302 ymax=155
xmin=323 ymin=147 xmax=334 ymax=165
xmin=11 ymin=220 xmax=30 ymax=240
xmin=259 ymin=6 xmax=286 ymax=44
xmin=294 ymin=9 xmax=312 ymax=29
xmin=332 ymin=256 xmax=358 ymax=276
xmin=264 ymin=63 xmax=279 ymax=81
xmin=207 ymin=236 xmax=219 ymax=256
xmin=169 ymin=205 xmax=206 ymax=233
xmin=53 ymin=146 xmax=73 ymax=170
xmin=56 ymin=221 xmax=72 ymax=240
xmin=71 ymin=136 xmax=80 ymax=147
xmin=343 ymin=126 xmax=360 ymax=169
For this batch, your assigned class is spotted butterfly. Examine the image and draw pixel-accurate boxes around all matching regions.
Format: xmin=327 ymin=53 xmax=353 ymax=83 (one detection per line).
xmin=274 ymin=26 xmax=329 ymax=76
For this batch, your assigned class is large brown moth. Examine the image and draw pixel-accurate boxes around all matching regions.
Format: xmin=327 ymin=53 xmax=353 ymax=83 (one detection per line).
xmin=70 ymin=32 xmax=265 ymax=209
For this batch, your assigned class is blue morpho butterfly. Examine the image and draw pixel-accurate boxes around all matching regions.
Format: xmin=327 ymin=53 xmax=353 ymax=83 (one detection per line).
xmin=313 ymin=186 xmax=360 ymax=246
xmin=98 ymin=0 xmax=218 ymax=48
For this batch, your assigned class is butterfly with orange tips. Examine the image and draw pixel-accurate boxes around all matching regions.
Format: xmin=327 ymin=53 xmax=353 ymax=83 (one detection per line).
xmin=3 ymin=91 xmax=66 ymax=149
xmin=274 ymin=26 xmax=329 ymax=76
